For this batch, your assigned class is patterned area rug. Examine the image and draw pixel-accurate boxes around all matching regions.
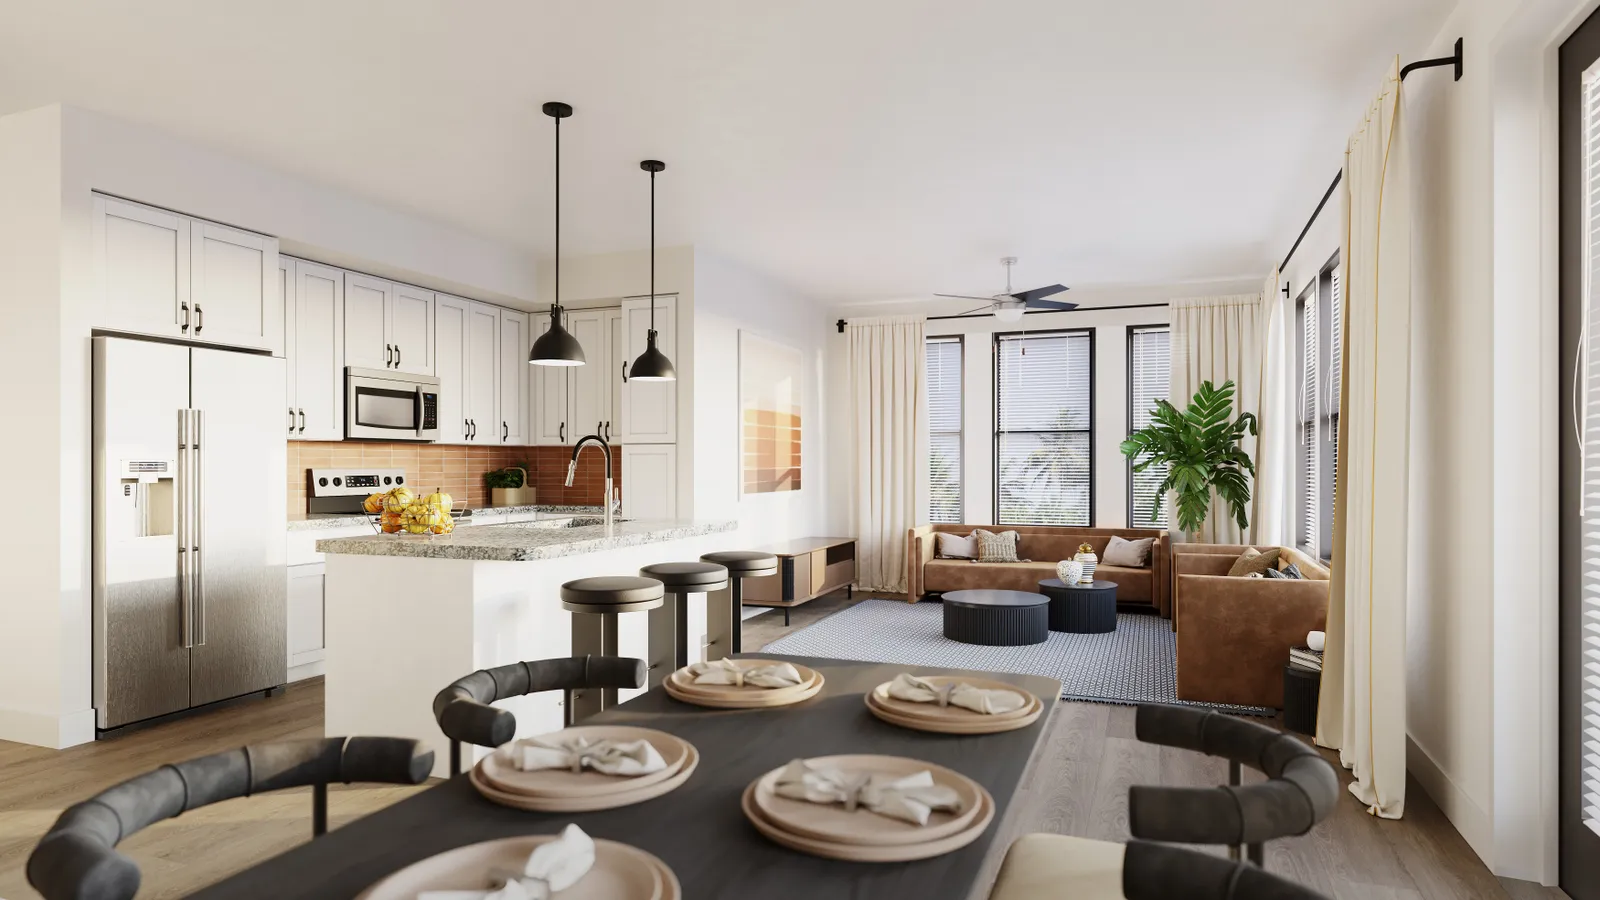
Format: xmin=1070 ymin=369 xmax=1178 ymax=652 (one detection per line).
xmin=760 ymin=598 xmax=1273 ymax=716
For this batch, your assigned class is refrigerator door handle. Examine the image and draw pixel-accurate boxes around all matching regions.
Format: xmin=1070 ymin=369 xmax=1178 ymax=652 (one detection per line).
xmin=179 ymin=408 xmax=193 ymax=648
xmin=192 ymin=408 xmax=206 ymax=646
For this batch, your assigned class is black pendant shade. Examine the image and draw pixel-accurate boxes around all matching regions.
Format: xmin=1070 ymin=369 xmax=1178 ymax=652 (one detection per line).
xmin=530 ymin=101 xmax=587 ymax=367
xmin=631 ymin=158 xmax=676 ymax=381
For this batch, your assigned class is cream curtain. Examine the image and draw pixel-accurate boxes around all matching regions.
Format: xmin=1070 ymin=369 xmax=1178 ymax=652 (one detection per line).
xmin=1251 ymin=268 xmax=1292 ymax=547
xmin=1316 ymin=60 xmax=1410 ymax=820
xmin=1169 ymin=293 xmax=1264 ymax=543
xmin=848 ymin=316 xmax=926 ymax=592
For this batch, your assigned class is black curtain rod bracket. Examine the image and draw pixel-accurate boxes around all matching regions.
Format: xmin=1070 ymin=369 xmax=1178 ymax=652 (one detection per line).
xmin=1278 ymin=38 xmax=1462 ymax=274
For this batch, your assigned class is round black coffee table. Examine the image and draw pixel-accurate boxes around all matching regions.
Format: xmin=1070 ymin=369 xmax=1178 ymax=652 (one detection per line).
xmin=1037 ymin=579 xmax=1118 ymax=633
xmin=942 ymin=589 xmax=1050 ymax=646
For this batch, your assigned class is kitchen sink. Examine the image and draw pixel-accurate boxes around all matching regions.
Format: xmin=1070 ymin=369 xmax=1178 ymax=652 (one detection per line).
xmin=505 ymin=515 xmax=627 ymax=530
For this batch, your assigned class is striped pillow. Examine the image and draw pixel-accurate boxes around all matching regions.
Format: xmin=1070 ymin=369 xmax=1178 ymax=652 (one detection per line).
xmin=973 ymin=529 xmax=1021 ymax=563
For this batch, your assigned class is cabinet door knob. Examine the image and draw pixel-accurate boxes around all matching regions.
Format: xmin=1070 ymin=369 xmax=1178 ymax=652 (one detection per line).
xmin=298 ymin=409 xmax=306 ymax=433
xmin=559 ymin=422 xmax=565 ymax=443
xmin=621 ymin=360 xmax=628 ymax=383
xmin=181 ymin=302 xmax=191 ymax=333
xmin=194 ymin=304 xmax=203 ymax=334
xmin=395 ymin=345 xmax=402 ymax=368
xmin=288 ymin=408 xmax=296 ymax=434
xmin=385 ymin=344 xmax=393 ymax=367
xmin=503 ymin=422 xmax=509 ymax=442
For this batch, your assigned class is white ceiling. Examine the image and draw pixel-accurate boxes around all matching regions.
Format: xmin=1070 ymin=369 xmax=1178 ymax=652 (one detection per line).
xmin=0 ymin=0 xmax=1452 ymax=303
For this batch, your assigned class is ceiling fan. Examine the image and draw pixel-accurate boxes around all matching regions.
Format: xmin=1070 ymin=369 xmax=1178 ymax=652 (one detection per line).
xmin=936 ymin=257 xmax=1075 ymax=323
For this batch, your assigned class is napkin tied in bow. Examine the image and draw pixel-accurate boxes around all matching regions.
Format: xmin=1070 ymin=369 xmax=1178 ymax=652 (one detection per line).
xmin=689 ymin=658 xmax=804 ymax=689
xmin=417 ymin=822 xmax=595 ymax=900
xmin=772 ymin=758 xmax=962 ymax=826
xmin=511 ymin=734 xmax=667 ymax=777
xmin=886 ymin=673 xmax=1027 ymax=716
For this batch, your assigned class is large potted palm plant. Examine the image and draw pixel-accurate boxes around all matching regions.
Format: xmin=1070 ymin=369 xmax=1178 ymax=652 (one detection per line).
xmin=1120 ymin=379 xmax=1257 ymax=534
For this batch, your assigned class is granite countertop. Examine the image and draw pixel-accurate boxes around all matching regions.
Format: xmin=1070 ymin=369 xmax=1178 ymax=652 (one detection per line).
xmin=314 ymin=518 xmax=738 ymax=562
xmin=287 ymin=504 xmax=603 ymax=532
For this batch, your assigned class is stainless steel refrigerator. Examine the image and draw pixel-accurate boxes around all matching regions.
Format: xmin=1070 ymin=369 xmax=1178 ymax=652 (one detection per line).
xmin=93 ymin=336 xmax=287 ymax=731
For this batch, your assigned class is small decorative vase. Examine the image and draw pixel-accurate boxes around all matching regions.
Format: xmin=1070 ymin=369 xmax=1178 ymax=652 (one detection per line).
xmin=1056 ymin=559 xmax=1083 ymax=586
xmin=1073 ymin=542 xmax=1098 ymax=584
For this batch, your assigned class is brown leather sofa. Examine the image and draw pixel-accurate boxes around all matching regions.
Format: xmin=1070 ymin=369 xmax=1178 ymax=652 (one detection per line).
xmin=905 ymin=524 xmax=1171 ymax=617
xmin=1173 ymin=545 xmax=1330 ymax=708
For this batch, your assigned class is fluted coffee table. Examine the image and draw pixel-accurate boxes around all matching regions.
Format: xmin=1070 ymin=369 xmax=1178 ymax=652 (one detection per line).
xmin=1038 ymin=578 xmax=1118 ymax=633
xmin=942 ymin=589 xmax=1050 ymax=646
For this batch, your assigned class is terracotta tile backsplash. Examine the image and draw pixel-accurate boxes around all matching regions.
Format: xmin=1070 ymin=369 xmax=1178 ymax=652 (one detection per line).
xmin=287 ymin=442 xmax=622 ymax=518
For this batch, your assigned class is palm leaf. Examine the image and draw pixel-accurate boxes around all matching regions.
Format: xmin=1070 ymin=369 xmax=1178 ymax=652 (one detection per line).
xmin=1121 ymin=378 xmax=1256 ymax=534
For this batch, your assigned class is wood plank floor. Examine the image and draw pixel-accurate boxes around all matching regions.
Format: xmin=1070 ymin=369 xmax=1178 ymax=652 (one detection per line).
xmin=0 ymin=591 xmax=1565 ymax=899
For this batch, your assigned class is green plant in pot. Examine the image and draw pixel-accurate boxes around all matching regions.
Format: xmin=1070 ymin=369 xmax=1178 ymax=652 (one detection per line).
xmin=1120 ymin=379 xmax=1256 ymax=534
xmin=485 ymin=463 xmax=534 ymax=508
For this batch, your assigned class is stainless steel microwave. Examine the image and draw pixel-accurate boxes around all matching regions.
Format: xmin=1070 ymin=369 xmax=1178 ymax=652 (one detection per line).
xmin=345 ymin=367 xmax=439 ymax=441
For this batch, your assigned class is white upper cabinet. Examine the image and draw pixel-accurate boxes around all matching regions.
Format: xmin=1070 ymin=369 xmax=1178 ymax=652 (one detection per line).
xmin=464 ymin=301 xmax=501 ymax=443
xmin=390 ymin=283 xmax=434 ymax=375
xmin=94 ymin=196 xmax=190 ymax=338
xmin=532 ymin=314 xmax=570 ymax=445
xmin=568 ymin=310 xmax=609 ymax=442
xmin=285 ymin=260 xmax=344 ymax=441
xmin=433 ymin=294 xmax=471 ymax=444
xmin=191 ymin=220 xmax=282 ymax=354
xmin=499 ymin=309 xmax=529 ymax=445
xmin=619 ymin=295 xmax=677 ymax=443
xmin=344 ymin=273 xmax=392 ymax=370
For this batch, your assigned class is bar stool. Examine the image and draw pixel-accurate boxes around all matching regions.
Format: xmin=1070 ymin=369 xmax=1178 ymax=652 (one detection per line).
xmin=640 ymin=562 xmax=730 ymax=688
xmin=561 ymin=576 xmax=664 ymax=720
xmin=700 ymin=550 xmax=778 ymax=660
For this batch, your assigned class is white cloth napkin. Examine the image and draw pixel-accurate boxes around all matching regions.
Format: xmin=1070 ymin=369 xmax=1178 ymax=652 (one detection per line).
xmin=885 ymin=673 xmax=1028 ymax=716
xmin=772 ymin=758 xmax=963 ymax=826
xmin=511 ymin=734 xmax=667 ymax=777
xmin=688 ymin=658 xmax=804 ymax=689
xmin=418 ymin=823 xmax=596 ymax=900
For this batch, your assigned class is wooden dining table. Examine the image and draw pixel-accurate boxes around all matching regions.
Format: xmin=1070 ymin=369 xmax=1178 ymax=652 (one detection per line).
xmin=188 ymin=654 xmax=1061 ymax=900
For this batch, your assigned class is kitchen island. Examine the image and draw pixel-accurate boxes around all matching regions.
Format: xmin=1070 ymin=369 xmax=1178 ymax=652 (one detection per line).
xmin=317 ymin=516 xmax=737 ymax=777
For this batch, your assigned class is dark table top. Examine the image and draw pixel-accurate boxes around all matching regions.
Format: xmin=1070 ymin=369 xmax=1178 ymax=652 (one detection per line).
xmin=942 ymin=589 xmax=1049 ymax=608
xmin=188 ymin=655 xmax=1061 ymax=900
xmin=1037 ymin=579 xmax=1119 ymax=593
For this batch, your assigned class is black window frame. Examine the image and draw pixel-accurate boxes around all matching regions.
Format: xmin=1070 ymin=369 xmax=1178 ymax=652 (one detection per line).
xmin=1126 ymin=323 xmax=1171 ymax=530
xmin=1293 ymin=251 xmax=1340 ymax=563
xmin=925 ymin=334 xmax=965 ymax=524
xmin=992 ymin=327 xmax=1096 ymax=527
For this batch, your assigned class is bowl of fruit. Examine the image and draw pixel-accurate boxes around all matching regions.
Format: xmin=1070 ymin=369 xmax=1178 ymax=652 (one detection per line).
xmin=362 ymin=487 xmax=458 ymax=536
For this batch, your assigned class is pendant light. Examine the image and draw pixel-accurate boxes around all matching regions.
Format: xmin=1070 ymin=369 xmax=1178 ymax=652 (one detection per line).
xmin=629 ymin=159 xmax=676 ymax=381
xmin=529 ymin=101 xmax=586 ymax=367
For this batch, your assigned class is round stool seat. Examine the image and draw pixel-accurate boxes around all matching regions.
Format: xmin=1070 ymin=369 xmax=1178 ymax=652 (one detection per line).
xmin=640 ymin=561 xmax=729 ymax=590
xmin=560 ymin=576 xmax=664 ymax=613
xmin=701 ymin=550 xmax=779 ymax=576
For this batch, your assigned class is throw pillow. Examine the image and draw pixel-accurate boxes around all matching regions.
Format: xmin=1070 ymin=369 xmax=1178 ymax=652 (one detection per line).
xmin=1280 ymin=563 xmax=1305 ymax=580
xmin=935 ymin=532 xmax=977 ymax=560
xmin=974 ymin=529 xmax=1022 ymax=563
xmin=1263 ymin=567 xmax=1286 ymax=579
xmin=1102 ymin=535 xmax=1154 ymax=567
xmin=1228 ymin=547 xmax=1282 ymax=578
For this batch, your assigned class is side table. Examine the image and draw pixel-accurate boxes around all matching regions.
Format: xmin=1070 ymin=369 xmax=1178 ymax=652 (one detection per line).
xmin=1282 ymin=665 xmax=1321 ymax=734
xmin=1037 ymin=579 xmax=1118 ymax=633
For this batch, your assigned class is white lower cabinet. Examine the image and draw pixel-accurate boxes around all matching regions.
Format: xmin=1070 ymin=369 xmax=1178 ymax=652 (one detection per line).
xmin=622 ymin=444 xmax=677 ymax=519
xmin=287 ymin=563 xmax=326 ymax=680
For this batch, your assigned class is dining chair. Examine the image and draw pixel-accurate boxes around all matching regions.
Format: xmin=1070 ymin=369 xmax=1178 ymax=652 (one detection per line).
xmin=432 ymin=654 xmax=647 ymax=775
xmin=27 ymin=736 xmax=432 ymax=900
xmin=1128 ymin=704 xmax=1339 ymax=867
xmin=988 ymin=838 xmax=1331 ymax=900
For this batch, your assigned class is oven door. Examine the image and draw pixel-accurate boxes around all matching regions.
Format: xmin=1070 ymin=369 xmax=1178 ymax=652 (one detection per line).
xmin=345 ymin=370 xmax=436 ymax=441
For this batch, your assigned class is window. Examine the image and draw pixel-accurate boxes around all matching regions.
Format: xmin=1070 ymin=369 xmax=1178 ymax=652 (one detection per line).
xmin=1294 ymin=254 xmax=1340 ymax=561
xmin=994 ymin=329 xmax=1094 ymax=526
xmin=926 ymin=336 xmax=963 ymax=522
xmin=1127 ymin=326 xmax=1170 ymax=529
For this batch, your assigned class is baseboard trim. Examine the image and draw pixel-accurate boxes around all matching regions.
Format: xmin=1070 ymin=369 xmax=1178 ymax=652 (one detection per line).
xmin=0 ymin=704 xmax=96 ymax=749
xmin=1407 ymin=733 xmax=1493 ymax=864
xmin=288 ymin=660 xmax=325 ymax=683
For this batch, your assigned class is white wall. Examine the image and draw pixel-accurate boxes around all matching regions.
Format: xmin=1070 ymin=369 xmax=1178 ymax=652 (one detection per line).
xmin=692 ymin=252 xmax=832 ymax=544
xmin=1 ymin=104 xmax=540 ymax=748
xmin=828 ymin=279 xmax=1256 ymax=531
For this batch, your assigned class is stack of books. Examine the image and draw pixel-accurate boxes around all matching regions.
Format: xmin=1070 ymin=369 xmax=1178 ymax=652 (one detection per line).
xmin=1289 ymin=646 xmax=1323 ymax=673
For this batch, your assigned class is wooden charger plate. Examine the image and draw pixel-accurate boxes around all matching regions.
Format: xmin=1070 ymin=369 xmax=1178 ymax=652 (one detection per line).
xmin=865 ymin=692 xmax=1043 ymax=734
xmin=667 ymin=660 xmax=821 ymax=699
xmin=471 ymin=743 xmax=699 ymax=812
xmin=355 ymin=834 xmax=680 ymax=900
xmin=869 ymin=676 xmax=1037 ymax=723
xmin=664 ymin=670 xmax=824 ymax=709
xmin=479 ymin=726 xmax=690 ymax=798
xmin=741 ymin=780 xmax=995 ymax=862
xmin=751 ymin=754 xmax=985 ymax=846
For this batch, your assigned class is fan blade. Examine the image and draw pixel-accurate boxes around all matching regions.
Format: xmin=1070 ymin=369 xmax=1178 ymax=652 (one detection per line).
xmin=934 ymin=293 xmax=997 ymax=302
xmin=1025 ymin=298 xmax=1077 ymax=311
xmin=1010 ymin=284 xmax=1069 ymax=304
xmin=952 ymin=304 xmax=995 ymax=317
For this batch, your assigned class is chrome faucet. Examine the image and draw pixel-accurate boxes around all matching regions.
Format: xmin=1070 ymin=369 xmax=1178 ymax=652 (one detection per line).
xmin=566 ymin=434 xmax=616 ymax=530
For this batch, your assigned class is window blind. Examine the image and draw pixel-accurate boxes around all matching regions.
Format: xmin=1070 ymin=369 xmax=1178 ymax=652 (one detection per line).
xmin=995 ymin=330 xmax=1093 ymax=526
xmin=1128 ymin=326 xmax=1170 ymax=528
xmin=926 ymin=336 xmax=963 ymax=523
xmin=1578 ymin=66 xmax=1600 ymax=831
xmin=1297 ymin=290 xmax=1319 ymax=555
xmin=1329 ymin=265 xmax=1343 ymax=502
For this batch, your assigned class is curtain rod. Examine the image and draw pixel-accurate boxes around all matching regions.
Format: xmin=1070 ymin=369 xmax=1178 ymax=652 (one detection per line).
xmin=835 ymin=301 xmax=1169 ymax=333
xmin=1278 ymin=38 xmax=1463 ymax=274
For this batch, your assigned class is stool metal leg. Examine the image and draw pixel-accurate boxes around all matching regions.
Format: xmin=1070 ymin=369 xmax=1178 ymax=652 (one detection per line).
xmin=646 ymin=590 xmax=688 ymax=689
xmin=705 ymin=583 xmax=735 ymax=661
xmin=571 ymin=613 xmax=619 ymax=721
